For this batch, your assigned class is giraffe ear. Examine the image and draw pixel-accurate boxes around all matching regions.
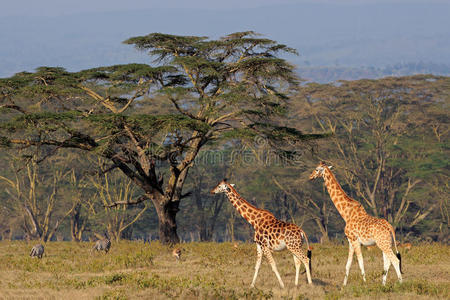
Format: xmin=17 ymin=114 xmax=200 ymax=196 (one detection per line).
xmin=328 ymin=165 xmax=333 ymax=169
xmin=230 ymin=184 xmax=235 ymax=187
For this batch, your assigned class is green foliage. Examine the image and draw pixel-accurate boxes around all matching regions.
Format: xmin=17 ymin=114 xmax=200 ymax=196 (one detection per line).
xmin=1 ymin=30 xmax=447 ymax=244
xmin=79 ymin=64 xmax=178 ymax=85
xmin=292 ymin=75 xmax=449 ymax=238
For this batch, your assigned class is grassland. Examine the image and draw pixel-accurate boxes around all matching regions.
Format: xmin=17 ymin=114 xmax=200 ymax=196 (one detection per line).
xmin=0 ymin=241 xmax=448 ymax=299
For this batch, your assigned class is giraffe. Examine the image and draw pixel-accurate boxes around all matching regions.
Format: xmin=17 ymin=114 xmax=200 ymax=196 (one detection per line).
xmin=309 ymin=162 xmax=403 ymax=286
xmin=211 ymin=179 xmax=312 ymax=288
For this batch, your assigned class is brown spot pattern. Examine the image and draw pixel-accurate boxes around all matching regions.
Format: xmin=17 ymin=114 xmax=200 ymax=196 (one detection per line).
xmin=214 ymin=180 xmax=312 ymax=287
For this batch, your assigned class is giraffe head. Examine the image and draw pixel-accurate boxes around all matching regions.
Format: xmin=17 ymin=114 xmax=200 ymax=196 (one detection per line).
xmin=211 ymin=179 xmax=235 ymax=194
xmin=309 ymin=161 xmax=332 ymax=180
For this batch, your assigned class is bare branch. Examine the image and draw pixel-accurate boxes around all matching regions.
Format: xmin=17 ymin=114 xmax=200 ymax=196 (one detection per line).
xmin=209 ymin=111 xmax=240 ymax=126
xmin=169 ymin=97 xmax=204 ymax=121
xmin=80 ymin=86 xmax=118 ymax=113
xmin=103 ymin=195 xmax=150 ymax=208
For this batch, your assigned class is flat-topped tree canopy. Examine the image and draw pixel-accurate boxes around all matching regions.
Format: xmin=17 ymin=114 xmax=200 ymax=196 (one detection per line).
xmin=0 ymin=32 xmax=326 ymax=244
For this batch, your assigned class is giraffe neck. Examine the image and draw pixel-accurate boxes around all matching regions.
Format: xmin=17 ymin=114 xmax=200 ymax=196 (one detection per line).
xmin=323 ymin=168 xmax=363 ymax=223
xmin=225 ymin=186 xmax=264 ymax=226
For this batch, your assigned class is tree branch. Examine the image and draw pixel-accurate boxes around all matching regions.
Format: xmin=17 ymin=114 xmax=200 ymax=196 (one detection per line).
xmin=103 ymin=195 xmax=150 ymax=208
xmin=80 ymin=86 xmax=118 ymax=113
xmin=169 ymin=97 xmax=204 ymax=121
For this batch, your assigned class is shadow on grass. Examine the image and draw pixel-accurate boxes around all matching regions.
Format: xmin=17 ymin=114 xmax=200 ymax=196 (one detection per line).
xmin=311 ymin=278 xmax=330 ymax=286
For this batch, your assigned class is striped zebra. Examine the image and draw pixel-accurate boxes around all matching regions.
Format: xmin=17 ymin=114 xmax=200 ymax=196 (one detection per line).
xmin=92 ymin=236 xmax=111 ymax=254
xmin=30 ymin=244 xmax=44 ymax=259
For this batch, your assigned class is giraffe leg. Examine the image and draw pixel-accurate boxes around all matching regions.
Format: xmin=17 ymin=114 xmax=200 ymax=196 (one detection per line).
xmin=385 ymin=249 xmax=403 ymax=284
xmin=263 ymin=247 xmax=285 ymax=288
xmin=292 ymin=253 xmax=312 ymax=285
xmin=288 ymin=244 xmax=312 ymax=286
xmin=250 ymin=244 xmax=263 ymax=288
xmin=382 ymin=251 xmax=390 ymax=285
xmin=352 ymin=241 xmax=366 ymax=283
xmin=378 ymin=236 xmax=403 ymax=285
xmin=293 ymin=255 xmax=301 ymax=286
xmin=343 ymin=240 xmax=355 ymax=286
xmin=300 ymin=254 xmax=312 ymax=285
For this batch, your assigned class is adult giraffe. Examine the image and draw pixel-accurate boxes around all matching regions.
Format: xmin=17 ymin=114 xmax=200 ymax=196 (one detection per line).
xmin=211 ymin=179 xmax=312 ymax=288
xmin=309 ymin=162 xmax=403 ymax=286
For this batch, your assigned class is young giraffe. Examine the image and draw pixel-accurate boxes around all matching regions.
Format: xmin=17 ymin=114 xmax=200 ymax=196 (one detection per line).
xmin=211 ymin=179 xmax=312 ymax=288
xmin=309 ymin=162 xmax=403 ymax=286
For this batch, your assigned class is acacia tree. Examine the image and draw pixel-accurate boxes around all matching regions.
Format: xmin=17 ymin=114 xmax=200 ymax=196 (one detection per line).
xmin=65 ymin=168 xmax=91 ymax=242
xmin=0 ymin=32 xmax=322 ymax=243
xmin=296 ymin=75 xmax=449 ymax=231
xmin=272 ymin=175 xmax=335 ymax=242
xmin=0 ymin=157 xmax=74 ymax=241
xmin=186 ymin=160 xmax=227 ymax=241
xmin=87 ymin=159 xmax=148 ymax=241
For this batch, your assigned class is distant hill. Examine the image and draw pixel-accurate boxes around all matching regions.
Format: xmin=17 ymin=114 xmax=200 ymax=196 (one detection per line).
xmin=1 ymin=2 xmax=449 ymax=82
xmin=297 ymin=62 xmax=450 ymax=83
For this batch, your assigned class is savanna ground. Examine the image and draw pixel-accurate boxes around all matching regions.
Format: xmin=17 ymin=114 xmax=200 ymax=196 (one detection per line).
xmin=0 ymin=241 xmax=448 ymax=299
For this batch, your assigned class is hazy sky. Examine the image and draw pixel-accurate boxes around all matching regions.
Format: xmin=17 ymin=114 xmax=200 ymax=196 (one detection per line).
xmin=1 ymin=0 xmax=449 ymax=78
xmin=3 ymin=0 xmax=448 ymax=16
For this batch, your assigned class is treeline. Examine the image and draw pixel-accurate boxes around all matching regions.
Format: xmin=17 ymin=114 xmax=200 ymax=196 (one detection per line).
xmin=0 ymin=33 xmax=448 ymax=244
xmin=179 ymin=75 xmax=449 ymax=243
xmin=0 ymin=75 xmax=447 ymax=243
xmin=298 ymin=62 xmax=450 ymax=83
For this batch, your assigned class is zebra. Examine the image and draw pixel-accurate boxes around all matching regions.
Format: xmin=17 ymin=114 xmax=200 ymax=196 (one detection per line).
xmin=30 ymin=244 xmax=44 ymax=259
xmin=92 ymin=235 xmax=111 ymax=254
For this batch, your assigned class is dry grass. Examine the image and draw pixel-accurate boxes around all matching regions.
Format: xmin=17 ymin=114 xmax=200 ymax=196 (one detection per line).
xmin=0 ymin=241 xmax=448 ymax=299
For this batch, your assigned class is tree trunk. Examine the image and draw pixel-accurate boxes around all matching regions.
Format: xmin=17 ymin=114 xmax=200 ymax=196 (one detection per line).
xmin=313 ymin=218 xmax=329 ymax=243
xmin=23 ymin=205 xmax=42 ymax=239
xmin=70 ymin=204 xmax=86 ymax=242
xmin=193 ymin=186 xmax=210 ymax=241
xmin=198 ymin=214 xmax=210 ymax=241
xmin=153 ymin=196 xmax=180 ymax=244
xmin=196 ymin=194 xmax=223 ymax=242
xmin=121 ymin=227 xmax=133 ymax=240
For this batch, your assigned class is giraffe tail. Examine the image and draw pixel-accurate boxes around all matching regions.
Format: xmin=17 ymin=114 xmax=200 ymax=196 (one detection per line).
xmin=307 ymin=249 xmax=312 ymax=276
xmin=301 ymin=231 xmax=312 ymax=275
xmin=390 ymin=225 xmax=403 ymax=274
